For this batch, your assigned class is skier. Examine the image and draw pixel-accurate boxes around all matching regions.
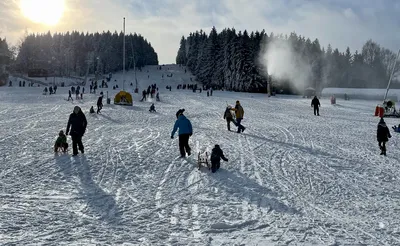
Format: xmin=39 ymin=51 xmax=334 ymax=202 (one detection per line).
xmin=66 ymin=106 xmax=87 ymax=156
xmin=311 ymin=96 xmax=321 ymax=116
xmin=210 ymin=144 xmax=228 ymax=173
xmin=68 ymin=90 xmax=73 ymax=101
xmin=149 ymin=103 xmax=156 ymax=112
xmin=171 ymin=109 xmax=193 ymax=158
xmin=54 ymin=130 xmax=68 ymax=152
xmin=377 ymin=118 xmax=391 ymax=156
xmin=224 ymin=106 xmax=237 ymax=131
xmin=97 ymin=95 xmax=103 ymax=114
xmin=231 ymin=101 xmax=246 ymax=133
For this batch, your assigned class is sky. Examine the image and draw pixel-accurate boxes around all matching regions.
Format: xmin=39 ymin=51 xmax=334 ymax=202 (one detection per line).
xmin=0 ymin=0 xmax=399 ymax=64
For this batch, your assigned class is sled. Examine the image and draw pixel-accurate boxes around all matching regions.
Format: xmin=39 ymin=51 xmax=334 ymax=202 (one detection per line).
xmin=197 ymin=152 xmax=210 ymax=170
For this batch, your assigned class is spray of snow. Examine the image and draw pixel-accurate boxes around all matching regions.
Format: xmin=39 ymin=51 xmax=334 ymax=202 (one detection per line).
xmin=259 ymin=38 xmax=313 ymax=92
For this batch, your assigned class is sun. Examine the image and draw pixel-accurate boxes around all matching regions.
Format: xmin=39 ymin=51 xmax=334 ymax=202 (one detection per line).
xmin=20 ymin=0 xmax=65 ymax=26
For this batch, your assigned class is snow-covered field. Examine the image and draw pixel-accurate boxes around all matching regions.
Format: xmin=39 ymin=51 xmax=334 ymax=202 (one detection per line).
xmin=1 ymin=65 xmax=400 ymax=245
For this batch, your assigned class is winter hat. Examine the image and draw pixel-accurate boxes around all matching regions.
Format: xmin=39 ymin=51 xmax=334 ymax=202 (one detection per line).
xmin=176 ymin=108 xmax=185 ymax=118
xmin=215 ymin=144 xmax=220 ymax=149
xmin=236 ymin=100 xmax=240 ymax=104
xmin=379 ymin=118 xmax=385 ymax=123
xmin=73 ymin=106 xmax=80 ymax=114
xmin=59 ymin=130 xmax=64 ymax=136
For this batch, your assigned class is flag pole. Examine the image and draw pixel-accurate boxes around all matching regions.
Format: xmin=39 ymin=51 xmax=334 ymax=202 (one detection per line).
xmin=123 ymin=17 xmax=126 ymax=91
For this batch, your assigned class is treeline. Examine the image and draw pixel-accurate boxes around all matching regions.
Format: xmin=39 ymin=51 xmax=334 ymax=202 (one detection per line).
xmin=14 ymin=31 xmax=159 ymax=76
xmin=0 ymin=38 xmax=11 ymax=85
xmin=176 ymin=27 xmax=399 ymax=93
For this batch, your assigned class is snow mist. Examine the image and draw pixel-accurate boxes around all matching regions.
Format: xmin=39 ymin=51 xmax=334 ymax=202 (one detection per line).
xmin=259 ymin=38 xmax=313 ymax=93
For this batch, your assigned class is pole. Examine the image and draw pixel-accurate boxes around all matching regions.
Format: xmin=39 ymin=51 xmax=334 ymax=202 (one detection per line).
xmin=384 ymin=48 xmax=400 ymax=101
xmin=123 ymin=17 xmax=126 ymax=91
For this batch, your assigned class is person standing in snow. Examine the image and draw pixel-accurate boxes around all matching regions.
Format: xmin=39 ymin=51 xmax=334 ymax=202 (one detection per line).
xmin=68 ymin=90 xmax=73 ymax=101
xmin=223 ymin=106 xmax=236 ymax=131
xmin=66 ymin=106 xmax=87 ymax=156
xmin=311 ymin=96 xmax=321 ymax=116
xmin=231 ymin=101 xmax=245 ymax=133
xmin=210 ymin=144 xmax=228 ymax=173
xmin=377 ymin=118 xmax=391 ymax=156
xmin=171 ymin=109 xmax=193 ymax=158
xmin=97 ymin=95 xmax=103 ymax=114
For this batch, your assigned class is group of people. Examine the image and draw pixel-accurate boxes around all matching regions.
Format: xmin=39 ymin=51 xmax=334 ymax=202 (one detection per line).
xmin=54 ymin=106 xmax=87 ymax=156
xmin=170 ymin=100 xmax=244 ymax=173
xmin=223 ymin=100 xmax=246 ymax=133
xmin=43 ymin=85 xmax=58 ymax=95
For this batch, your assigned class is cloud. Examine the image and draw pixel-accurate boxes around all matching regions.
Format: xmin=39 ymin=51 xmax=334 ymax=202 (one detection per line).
xmin=0 ymin=0 xmax=399 ymax=64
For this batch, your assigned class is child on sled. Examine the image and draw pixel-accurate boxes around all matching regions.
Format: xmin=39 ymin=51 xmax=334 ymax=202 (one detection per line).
xmin=54 ymin=130 xmax=68 ymax=152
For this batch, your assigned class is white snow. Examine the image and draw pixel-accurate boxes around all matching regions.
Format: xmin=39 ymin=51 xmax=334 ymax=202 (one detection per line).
xmin=1 ymin=65 xmax=400 ymax=245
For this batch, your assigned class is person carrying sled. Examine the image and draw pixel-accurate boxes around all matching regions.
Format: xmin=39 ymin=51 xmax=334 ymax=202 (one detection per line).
xmin=54 ymin=130 xmax=68 ymax=152
xmin=149 ymin=103 xmax=156 ymax=112
xmin=377 ymin=118 xmax=391 ymax=156
xmin=210 ymin=144 xmax=228 ymax=173
xmin=231 ymin=101 xmax=246 ymax=133
xmin=66 ymin=106 xmax=87 ymax=156
xmin=171 ymin=109 xmax=193 ymax=158
xmin=97 ymin=95 xmax=103 ymax=114
xmin=311 ymin=96 xmax=321 ymax=116
xmin=223 ymin=106 xmax=237 ymax=131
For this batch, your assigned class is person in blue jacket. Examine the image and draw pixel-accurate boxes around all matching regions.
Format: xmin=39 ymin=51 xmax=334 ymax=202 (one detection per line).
xmin=171 ymin=109 xmax=193 ymax=158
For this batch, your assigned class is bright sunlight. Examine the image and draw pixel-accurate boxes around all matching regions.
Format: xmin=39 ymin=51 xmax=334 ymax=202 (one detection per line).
xmin=20 ymin=0 xmax=65 ymax=26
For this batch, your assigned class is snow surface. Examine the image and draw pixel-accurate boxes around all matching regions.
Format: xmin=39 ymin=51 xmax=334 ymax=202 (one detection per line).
xmin=1 ymin=65 xmax=400 ymax=245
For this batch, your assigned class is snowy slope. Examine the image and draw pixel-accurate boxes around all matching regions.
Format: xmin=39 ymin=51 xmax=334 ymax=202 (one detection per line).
xmin=1 ymin=65 xmax=400 ymax=245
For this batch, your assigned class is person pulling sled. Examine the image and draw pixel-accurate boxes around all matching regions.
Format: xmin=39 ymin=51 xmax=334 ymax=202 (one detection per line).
xmin=210 ymin=144 xmax=228 ymax=173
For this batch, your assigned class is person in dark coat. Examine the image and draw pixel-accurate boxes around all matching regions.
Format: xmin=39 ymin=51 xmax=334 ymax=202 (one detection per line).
xmin=141 ymin=90 xmax=146 ymax=101
xmin=210 ymin=145 xmax=228 ymax=173
xmin=68 ymin=90 xmax=73 ymax=101
xmin=377 ymin=118 xmax=391 ymax=156
xmin=223 ymin=106 xmax=236 ymax=131
xmin=66 ymin=106 xmax=87 ymax=156
xmin=171 ymin=109 xmax=193 ymax=158
xmin=311 ymin=96 xmax=321 ymax=116
xmin=97 ymin=96 xmax=103 ymax=114
xmin=89 ymin=106 xmax=95 ymax=114
xmin=149 ymin=103 xmax=156 ymax=112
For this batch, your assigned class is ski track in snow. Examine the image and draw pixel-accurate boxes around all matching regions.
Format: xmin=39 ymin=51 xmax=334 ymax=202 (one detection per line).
xmin=1 ymin=65 xmax=400 ymax=245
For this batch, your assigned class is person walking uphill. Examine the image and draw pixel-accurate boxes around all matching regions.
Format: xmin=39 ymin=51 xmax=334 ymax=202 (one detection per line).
xmin=223 ymin=106 xmax=236 ymax=131
xmin=66 ymin=106 xmax=87 ymax=156
xmin=231 ymin=101 xmax=246 ymax=133
xmin=377 ymin=118 xmax=391 ymax=156
xmin=311 ymin=96 xmax=321 ymax=116
xmin=171 ymin=109 xmax=193 ymax=158
xmin=97 ymin=95 xmax=103 ymax=114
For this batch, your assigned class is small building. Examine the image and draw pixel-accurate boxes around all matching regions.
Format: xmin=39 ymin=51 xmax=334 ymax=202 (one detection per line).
xmin=303 ymin=87 xmax=315 ymax=98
